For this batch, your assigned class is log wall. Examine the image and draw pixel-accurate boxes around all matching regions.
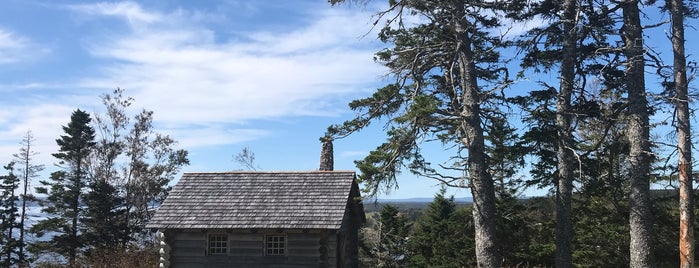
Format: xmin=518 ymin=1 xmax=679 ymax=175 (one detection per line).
xmin=165 ymin=229 xmax=338 ymax=268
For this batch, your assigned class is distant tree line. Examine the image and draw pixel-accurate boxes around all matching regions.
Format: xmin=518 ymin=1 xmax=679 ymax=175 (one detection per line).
xmin=361 ymin=189 xmax=691 ymax=267
xmin=0 ymin=88 xmax=188 ymax=267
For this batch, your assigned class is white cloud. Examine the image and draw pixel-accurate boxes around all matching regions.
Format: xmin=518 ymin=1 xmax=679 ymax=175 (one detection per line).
xmin=68 ymin=2 xmax=384 ymax=147
xmin=0 ymin=28 xmax=48 ymax=65
xmin=67 ymin=1 xmax=161 ymax=26
xmin=0 ymin=103 xmax=75 ymax=169
xmin=0 ymin=1 xmax=385 ymax=174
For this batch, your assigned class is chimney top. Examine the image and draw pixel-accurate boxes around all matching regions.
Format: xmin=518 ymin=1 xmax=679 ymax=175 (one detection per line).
xmin=319 ymin=139 xmax=334 ymax=171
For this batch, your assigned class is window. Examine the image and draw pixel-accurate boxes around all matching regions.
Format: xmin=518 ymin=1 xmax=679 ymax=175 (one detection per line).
xmin=208 ymin=234 xmax=228 ymax=255
xmin=265 ymin=235 xmax=285 ymax=256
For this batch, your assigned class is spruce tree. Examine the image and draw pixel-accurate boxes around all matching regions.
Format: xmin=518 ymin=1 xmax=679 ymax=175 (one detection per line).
xmin=82 ymin=179 xmax=129 ymax=256
xmin=31 ymin=109 xmax=96 ymax=266
xmin=0 ymin=162 xmax=20 ymax=267
xmin=667 ymin=0 xmax=696 ymax=266
xmin=514 ymin=0 xmax=620 ymax=265
xmin=375 ymin=205 xmax=409 ymax=267
xmin=621 ymin=1 xmax=655 ymax=266
xmin=326 ymin=1 xmax=511 ymax=265
xmin=406 ymin=189 xmax=475 ymax=267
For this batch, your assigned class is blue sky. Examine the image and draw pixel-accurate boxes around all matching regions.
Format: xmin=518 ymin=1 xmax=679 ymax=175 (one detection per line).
xmin=0 ymin=0 xmax=478 ymax=199
xmin=0 ymin=1 xmax=694 ymax=200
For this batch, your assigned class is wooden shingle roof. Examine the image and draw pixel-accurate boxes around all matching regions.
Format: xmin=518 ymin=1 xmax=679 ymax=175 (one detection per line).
xmin=147 ymin=171 xmax=358 ymax=230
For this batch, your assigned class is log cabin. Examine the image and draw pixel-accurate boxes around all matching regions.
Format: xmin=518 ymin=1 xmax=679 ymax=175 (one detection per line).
xmin=147 ymin=142 xmax=365 ymax=268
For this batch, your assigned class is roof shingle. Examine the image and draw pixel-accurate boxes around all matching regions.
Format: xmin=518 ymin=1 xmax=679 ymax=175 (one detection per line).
xmin=147 ymin=171 xmax=357 ymax=229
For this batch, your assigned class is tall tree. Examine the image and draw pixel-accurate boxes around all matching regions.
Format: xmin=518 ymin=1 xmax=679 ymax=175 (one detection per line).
xmin=621 ymin=0 xmax=656 ymax=266
xmin=327 ymin=1 xmax=509 ymax=265
xmin=667 ymin=0 xmax=695 ymax=266
xmin=13 ymin=130 xmax=43 ymax=266
xmin=515 ymin=0 xmax=620 ymax=265
xmin=0 ymin=162 xmax=19 ymax=267
xmin=86 ymin=89 xmax=131 ymax=249
xmin=88 ymin=88 xmax=189 ymax=242
xmin=552 ymin=0 xmax=578 ymax=265
xmin=31 ymin=109 xmax=96 ymax=266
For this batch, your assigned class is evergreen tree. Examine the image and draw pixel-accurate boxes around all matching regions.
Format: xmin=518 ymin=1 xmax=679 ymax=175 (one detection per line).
xmin=375 ymin=205 xmax=409 ymax=267
xmin=31 ymin=109 xmax=96 ymax=266
xmin=0 ymin=162 xmax=20 ymax=267
xmin=406 ymin=190 xmax=475 ymax=267
xmin=82 ymin=179 xmax=129 ymax=256
xmin=326 ymin=1 xmax=512 ymax=265
xmin=666 ymin=0 xmax=697 ymax=265
xmin=13 ymin=130 xmax=43 ymax=266
xmin=514 ymin=0 xmax=620 ymax=265
xmin=621 ymin=1 xmax=656 ymax=266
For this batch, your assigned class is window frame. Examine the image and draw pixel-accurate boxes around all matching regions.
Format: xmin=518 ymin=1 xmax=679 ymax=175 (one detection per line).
xmin=207 ymin=233 xmax=229 ymax=255
xmin=265 ymin=234 xmax=287 ymax=256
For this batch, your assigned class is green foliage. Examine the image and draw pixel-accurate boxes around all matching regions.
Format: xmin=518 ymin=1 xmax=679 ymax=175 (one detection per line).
xmin=358 ymin=191 xmax=696 ymax=267
xmin=0 ymin=162 xmax=20 ymax=266
xmin=26 ymin=90 xmax=188 ymax=264
xmin=485 ymin=114 xmax=526 ymax=196
xmin=31 ymin=109 xmax=96 ymax=266
xmin=358 ymin=204 xmax=411 ymax=267
xmin=90 ymin=88 xmax=189 ymax=242
xmin=326 ymin=0 xmax=508 ymax=195
xmin=376 ymin=205 xmax=410 ymax=267
xmin=81 ymin=179 xmax=129 ymax=255
xmin=405 ymin=190 xmax=476 ymax=267
xmin=496 ymin=194 xmax=554 ymax=266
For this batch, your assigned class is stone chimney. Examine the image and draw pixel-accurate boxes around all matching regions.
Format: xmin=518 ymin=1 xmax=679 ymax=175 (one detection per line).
xmin=319 ymin=138 xmax=334 ymax=171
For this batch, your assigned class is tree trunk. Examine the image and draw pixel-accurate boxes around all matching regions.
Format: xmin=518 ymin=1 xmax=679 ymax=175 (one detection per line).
xmin=69 ymin=162 xmax=83 ymax=267
xmin=454 ymin=2 xmax=500 ymax=266
xmin=622 ymin=1 xmax=656 ymax=267
xmin=7 ymin=182 xmax=16 ymax=267
xmin=670 ymin=0 xmax=694 ymax=266
xmin=555 ymin=0 xmax=577 ymax=267
xmin=19 ymin=151 xmax=29 ymax=266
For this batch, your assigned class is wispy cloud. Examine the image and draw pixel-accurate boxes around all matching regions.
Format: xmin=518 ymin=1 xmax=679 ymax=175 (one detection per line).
xmin=67 ymin=1 xmax=162 ymax=26
xmin=0 ymin=28 xmax=48 ymax=65
xmin=0 ymin=2 xmax=385 ymax=172
xmin=68 ymin=2 xmax=383 ymax=144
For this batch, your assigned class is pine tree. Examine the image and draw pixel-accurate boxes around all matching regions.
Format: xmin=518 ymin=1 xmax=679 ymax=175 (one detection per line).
xmin=667 ymin=0 xmax=696 ymax=266
xmin=375 ymin=205 xmax=409 ymax=267
xmin=0 ymin=162 xmax=20 ymax=267
xmin=31 ymin=109 xmax=96 ymax=266
xmin=621 ymin=1 xmax=656 ymax=266
xmin=406 ymin=189 xmax=475 ymax=267
xmin=326 ymin=1 xmax=511 ymax=265
xmin=513 ymin=0 xmax=621 ymax=265
xmin=82 ymin=179 xmax=129 ymax=256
